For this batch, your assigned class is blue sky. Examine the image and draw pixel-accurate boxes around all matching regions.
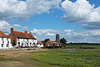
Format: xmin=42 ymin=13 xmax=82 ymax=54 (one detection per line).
xmin=0 ymin=0 xmax=100 ymax=43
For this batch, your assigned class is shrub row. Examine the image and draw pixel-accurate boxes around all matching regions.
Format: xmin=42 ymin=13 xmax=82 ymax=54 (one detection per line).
xmin=80 ymin=46 xmax=96 ymax=49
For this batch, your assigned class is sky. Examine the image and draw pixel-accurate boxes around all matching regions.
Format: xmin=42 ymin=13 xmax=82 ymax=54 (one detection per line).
xmin=0 ymin=0 xmax=100 ymax=43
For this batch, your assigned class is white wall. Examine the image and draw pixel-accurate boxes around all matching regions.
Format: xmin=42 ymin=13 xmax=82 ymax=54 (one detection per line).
xmin=16 ymin=38 xmax=37 ymax=47
xmin=0 ymin=37 xmax=38 ymax=49
xmin=37 ymin=44 xmax=43 ymax=48
xmin=0 ymin=37 xmax=12 ymax=49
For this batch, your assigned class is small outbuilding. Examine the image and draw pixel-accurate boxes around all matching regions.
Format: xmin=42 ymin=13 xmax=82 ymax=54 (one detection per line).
xmin=37 ymin=41 xmax=44 ymax=48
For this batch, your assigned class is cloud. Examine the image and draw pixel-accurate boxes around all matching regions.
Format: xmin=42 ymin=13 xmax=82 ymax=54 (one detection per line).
xmin=31 ymin=28 xmax=72 ymax=42
xmin=31 ymin=28 xmax=100 ymax=43
xmin=64 ymin=29 xmax=73 ymax=32
xmin=14 ymin=24 xmax=22 ymax=27
xmin=69 ymin=30 xmax=100 ymax=43
xmin=0 ymin=0 xmax=61 ymax=21
xmin=31 ymin=28 xmax=59 ymax=36
xmin=45 ymin=32 xmax=55 ymax=36
xmin=31 ymin=28 xmax=61 ymax=41
xmin=61 ymin=0 xmax=100 ymax=29
xmin=0 ymin=21 xmax=28 ymax=33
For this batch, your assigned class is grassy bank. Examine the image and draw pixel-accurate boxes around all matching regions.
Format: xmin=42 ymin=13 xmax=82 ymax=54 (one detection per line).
xmin=31 ymin=46 xmax=100 ymax=67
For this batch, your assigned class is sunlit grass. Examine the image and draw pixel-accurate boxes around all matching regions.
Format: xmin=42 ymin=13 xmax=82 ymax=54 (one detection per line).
xmin=31 ymin=46 xmax=100 ymax=67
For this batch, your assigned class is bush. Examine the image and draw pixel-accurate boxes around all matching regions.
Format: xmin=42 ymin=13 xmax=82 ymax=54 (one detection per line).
xmin=80 ymin=46 xmax=96 ymax=49
xmin=63 ymin=44 xmax=67 ymax=47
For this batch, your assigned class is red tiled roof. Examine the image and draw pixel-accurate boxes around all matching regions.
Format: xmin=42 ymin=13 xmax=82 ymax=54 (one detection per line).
xmin=38 ymin=41 xmax=43 ymax=44
xmin=45 ymin=40 xmax=54 ymax=46
xmin=54 ymin=42 xmax=58 ymax=44
xmin=13 ymin=31 xmax=36 ymax=39
xmin=0 ymin=31 xmax=9 ymax=38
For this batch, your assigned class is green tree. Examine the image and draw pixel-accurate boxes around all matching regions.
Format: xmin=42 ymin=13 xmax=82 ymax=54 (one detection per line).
xmin=42 ymin=41 xmax=45 ymax=46
xmin=60 ymin=38 xmax=67 ymax=47
xmin=44 ymin=39 xmax=50 ymax=43
xmin=60 ymin=38 xmax=67 ymax=44
xmin=42 ymin=39 xmax=50 ymax=46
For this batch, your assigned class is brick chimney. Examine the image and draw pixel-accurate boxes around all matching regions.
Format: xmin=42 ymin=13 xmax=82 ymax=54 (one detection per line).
xmin=29 ymin=32 xmax=32 ymax=34
xmin=25 ymin=31 xmax=27 ymax=33
xmin=11 ymin=28 xmax=14 ymax=33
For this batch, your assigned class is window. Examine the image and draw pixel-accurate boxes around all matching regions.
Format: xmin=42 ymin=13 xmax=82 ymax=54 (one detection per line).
xmin=22 ymin=43 xmax=23 ymax=45
xmin=30 ymin=43 xmax=31 ymax=46
xmin=7 ymin=38 xmax=8 ymax=41
xmin=8 ymin=41 xmax=9 ymax=44
xmin=2 ymin=37 xmax=3 ymax=41
xmin=3 ymin=41 xmax=4 ymax=43
xmin=18 ymin=42 xmax=20 ymax=45
xmin=6 ymin=44 xmax=9 ymax=47
xmin=1 ymin=44 xmax=3 ymax=47
xmin=27 ymin=43 xmax=28 ymax=45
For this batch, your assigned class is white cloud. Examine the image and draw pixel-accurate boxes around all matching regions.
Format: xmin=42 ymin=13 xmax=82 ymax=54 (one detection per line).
xmin=31 ymin=28 xmax=60 ymax=41
xmin=61 ymin=0 xmax=100 ymax=29
xmin=31 ymin=28 xmax=100 ymax=43
xmin=0 ymin=21 xmax=28 ymax=32
xmin=14 ymin=24 xmax=22 ymax=27
xmin=64 ymin=29 xmax=73 ymax=32
xmin=0 ymin=0 xmax=61 ymax=21
xmin=45 ymin=32 xmax=55 ymax=36
xmin=31 ymin=28 xmax=59 ymax=36
xmin=0 ymin=21 xmax=12 ymax=32
xmin=65 ymin=33 xmax=71 ymax=36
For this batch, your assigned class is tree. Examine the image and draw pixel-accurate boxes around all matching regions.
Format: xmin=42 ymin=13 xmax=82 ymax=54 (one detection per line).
xmin=44 ymin=39 xmax=50 ymax=43
xmin=60 ymin=38 xmax=67 ymax=44
xmin=41 ymin=41 xmax=45 ymax=46
xmin=60 ymin=38 xmax=67 ymax=47
xmin=42 ymin=39 xmax=50 ymax=46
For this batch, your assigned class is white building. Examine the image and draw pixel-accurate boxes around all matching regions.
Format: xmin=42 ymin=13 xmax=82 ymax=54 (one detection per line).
xmin=9 ymin=28 xmax=37 ymax=48
xmin=0 ymin=31 xmax=12 ymax=49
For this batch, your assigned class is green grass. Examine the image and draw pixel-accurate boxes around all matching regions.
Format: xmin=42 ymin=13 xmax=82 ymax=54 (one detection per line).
xmin=67 ymin=45 xmax=100 ymax=49
xmin=31 ymin=46 xmax=100 ymax=67
xmin=0 ymin=56 xmax=20 ymax=61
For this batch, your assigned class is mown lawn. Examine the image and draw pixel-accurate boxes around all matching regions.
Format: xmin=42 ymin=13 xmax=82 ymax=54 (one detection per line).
xmin=31 ymin=46 xmax=100 ymax=67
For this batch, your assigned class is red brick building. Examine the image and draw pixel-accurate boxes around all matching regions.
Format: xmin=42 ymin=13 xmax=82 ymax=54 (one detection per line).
xmin=9 ymin=28 xmax=37 ymax=47
xmin=45 ymin=40 xmax=62 ymax=48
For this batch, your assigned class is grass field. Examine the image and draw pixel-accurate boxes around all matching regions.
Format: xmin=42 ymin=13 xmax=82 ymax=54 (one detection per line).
xmin=31 ymin=45 xmax=100 ymax=67
xmin=0 ymin=45 xmax=100 ymax=67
